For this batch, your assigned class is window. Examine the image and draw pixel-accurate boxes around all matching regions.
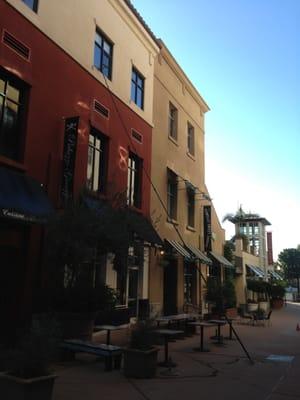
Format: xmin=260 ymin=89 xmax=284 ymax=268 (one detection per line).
xmin=168 ymin=103 xmax=177 ymax=140
xmin=187 ymin=122 xmax=195 ymax=155
xmin=86 ymin=129 xmax=108 ymax=192
xmin=131 ymin=67 xmax=144 ymax=109
xmin=167 ymin=169 xmax=178 ymax=221
xmin=254 ymin=223 xmax=259 ymax=235
xmin=94 ymin=29 xmax=113 ymax=79
xmin=127 ymin=153 xmax=142 ymax=208
xmin=22 ymin=0 xmax=38 ymax=12
xmin=239 ymin=223 xmax=246 ymax=235
xmin=187 ymin=187 xmax=195 ymax=228
xmin=0 ymin=70 xmax=26 ymax=161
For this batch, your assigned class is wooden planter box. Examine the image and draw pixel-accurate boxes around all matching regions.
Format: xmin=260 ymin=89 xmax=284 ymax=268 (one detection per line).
xmin=56 ymin=311 xmax=96 ymax=340
xmin=123 ymin=347 xmax=159 ymax=378
xmin=0 ymin=373 xmax=57 ymax=400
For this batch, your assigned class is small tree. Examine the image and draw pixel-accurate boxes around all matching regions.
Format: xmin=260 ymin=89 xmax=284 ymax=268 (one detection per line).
xmin=278 ymin=248 xmax=300 ymax=295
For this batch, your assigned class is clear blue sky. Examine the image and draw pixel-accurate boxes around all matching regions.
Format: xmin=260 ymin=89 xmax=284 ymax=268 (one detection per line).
xmin=132 ymin=0 xmax=300 ymax=260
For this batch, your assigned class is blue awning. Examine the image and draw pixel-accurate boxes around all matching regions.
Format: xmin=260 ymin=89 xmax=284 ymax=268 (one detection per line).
xmin=0 ymin=167 xmax=53 ymax=223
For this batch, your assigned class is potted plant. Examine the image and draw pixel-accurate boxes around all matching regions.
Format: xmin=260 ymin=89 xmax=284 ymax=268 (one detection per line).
xmin=247 ymin=299 xmax=258 ymax=312
xmin=0 ymin=317 xmax=57 ymax=400
xmin=269 ymin=284 xmax=286 ymax=309
xmin=123 ymin=320 xmax=159 ymax=378
xmin=39 ymin=198 xmax=122 ymax=339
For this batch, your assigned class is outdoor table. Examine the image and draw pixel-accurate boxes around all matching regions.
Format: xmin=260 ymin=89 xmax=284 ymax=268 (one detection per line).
xmin=93 ymin=325 xmax=125 ymax=345
xmin=188 ymin=321 xmax=217 ymax=352
xmin=154 ymin=329 xmax=184 ymax=367
xmin=208 ymin=319 xmax=227 ymax=346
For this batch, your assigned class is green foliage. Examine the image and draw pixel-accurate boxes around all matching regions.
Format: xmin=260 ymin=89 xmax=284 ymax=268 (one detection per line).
xmin=206 ymin=277 xmax=237 ymax=311
xmin=7 ymin=315 xmax=58 ymax=379
xmin=268 ymin=283 xmax=286 ymax=300
xmin=278 ymin=248 xmax=300 ymax=280
xmin=224 ymin=241 xmax=234 ymax=263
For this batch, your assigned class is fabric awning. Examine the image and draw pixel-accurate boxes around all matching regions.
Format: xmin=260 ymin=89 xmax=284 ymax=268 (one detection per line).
xmin=165 ymin=239 xmax=192 ymax=260
xmin=247 ymin=265 xmax=264 ymax=278
xmin=185 ymin=243 xmax=212 ymax=265
xmin=268 ymin=270 xmax=283 ymax=280
xmin=210 ymin=251 xmax=234 ymax=268
xmin=83 ymin=196 xmax=162 ymax=246
xmin=127 ymin=210 xmax=163 ymax=245
xmin=0 ymin=167 xmax=53 ymax=223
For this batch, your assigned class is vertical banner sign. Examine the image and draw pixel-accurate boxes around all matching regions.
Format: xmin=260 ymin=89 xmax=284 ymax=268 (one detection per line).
xmin=203 ymin=205 xmax=212 ymax=252
xmin=61 ymin=117 xmax=79 ymax=202
xmin=267 ymin=231 xmax=274 ymax=265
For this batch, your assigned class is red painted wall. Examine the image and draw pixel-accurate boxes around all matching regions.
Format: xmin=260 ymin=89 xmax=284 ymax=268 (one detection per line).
xmin=0 ymin=1 xmax=152 ymax=217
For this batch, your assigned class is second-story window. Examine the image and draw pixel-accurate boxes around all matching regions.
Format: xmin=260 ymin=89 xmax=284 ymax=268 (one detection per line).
xmin=86 ymin=129 xmax=108 ymax=192
xmin=187 ymin=122 xmax=195 ymax=155
xmin=94 ymin=29 xmax=113 ymax=80
xmin=127 ymin=153 xmax=142 ymax=208
xmin=168 ymin=102 xmax=177 ymax=140
xmin=22 ymin=0 xmax=38 ymax=12
xmin=187 ymin=187 xmax=195 ymax=228
xmin=0 ymin=69 xmax=26 ymax=161
xmin=167 ymin=169 xmax=178 ymax=221
xmin=131 ymin=67 xmax=144 ymax=109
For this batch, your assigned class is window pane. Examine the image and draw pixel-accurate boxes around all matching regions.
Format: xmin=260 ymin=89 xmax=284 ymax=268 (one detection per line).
xmin=0 ymin=101 xmax=19 ymax=159
xmin=87 ymin=146 xmax=94 ymax=190
xmin=94 ymin=45 xmax=101 ymax=70
xmin=95 ymin=32 xmax=102 ymax=46
xmin=93 ymin=149 xmax=100 ymax=191
xmin=131 ymin=82 xmax=136 ymax=102
xmin=7 ymin=83 xmax=20 ymax=103
xmin=0 ymin=79 xmax=5 ymax=94
xmin=136 ymin=88 xmax=143 ymax=108
xmin=103 ymin=41 xmax=111 ymax=55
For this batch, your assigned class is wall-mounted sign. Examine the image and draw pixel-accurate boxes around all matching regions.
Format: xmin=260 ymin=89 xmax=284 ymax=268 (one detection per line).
xmin=61 ymin=117 xmax=79 ymax=202
xmin=203 ymin=205 xmax=212 ymax=252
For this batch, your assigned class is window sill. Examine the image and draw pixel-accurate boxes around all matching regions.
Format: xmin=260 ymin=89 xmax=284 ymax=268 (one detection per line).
xmin=0 ymin=156 xmax=27 ymax=172
xmin=186 ymin=151 xmax=195 ymax=161
xmin=167 ymin=218 xmax=179 ymax=226
xmin=186 ymin=225 xmax=196 ymax=232
xmin=168 ymin=135 xmax=179 ymax=146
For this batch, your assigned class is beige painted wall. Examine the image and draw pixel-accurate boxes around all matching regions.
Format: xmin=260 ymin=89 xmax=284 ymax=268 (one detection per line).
xmin=149 ymin=43 xmax=210 ymax=314
xmin=235 ymin=239 xmax=261 ymax=304
xmin=6 ymin=0 xmax=159 ymax=125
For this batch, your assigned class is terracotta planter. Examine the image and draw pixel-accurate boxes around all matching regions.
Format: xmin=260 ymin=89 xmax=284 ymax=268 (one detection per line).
xmin=271 ymin=298 xmax=284 ymax=309
xmin=247 ymin=303 xmax=258 ymax=312
xmin=123 ymin=347 xmax=159 ymax=378
xmin=0 ymin=373 xmax=57 ymax=400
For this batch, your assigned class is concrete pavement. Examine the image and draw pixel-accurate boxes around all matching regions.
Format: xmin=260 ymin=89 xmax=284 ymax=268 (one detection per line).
xmin=53 ymin=303 xmax=300 ymax=400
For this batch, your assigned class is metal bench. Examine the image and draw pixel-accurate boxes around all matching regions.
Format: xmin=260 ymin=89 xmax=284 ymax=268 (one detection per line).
xmin=60 ymin=339 xmax=123 ymax=371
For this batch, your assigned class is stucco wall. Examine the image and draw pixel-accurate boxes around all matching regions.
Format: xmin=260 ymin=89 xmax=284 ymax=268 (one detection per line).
xmin=5 ymin=0 xmax=159 ymax=125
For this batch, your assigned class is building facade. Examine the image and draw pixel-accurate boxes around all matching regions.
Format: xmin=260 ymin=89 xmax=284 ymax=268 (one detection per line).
xmin=149 ymin=41 xmax=229 ymax=317
xmin=0 ymin=0 xmax=160 ymax=335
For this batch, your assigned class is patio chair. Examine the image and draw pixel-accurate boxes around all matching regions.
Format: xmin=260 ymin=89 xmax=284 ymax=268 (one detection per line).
xmin=253 ymin=310 xmax=272 ymax=327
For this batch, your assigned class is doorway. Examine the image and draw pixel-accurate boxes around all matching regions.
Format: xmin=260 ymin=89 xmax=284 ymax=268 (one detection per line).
xmin=163 ymin=258 xmax=178 ymax=315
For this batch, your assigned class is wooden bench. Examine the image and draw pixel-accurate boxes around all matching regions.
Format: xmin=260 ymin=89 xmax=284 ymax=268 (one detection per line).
xmin=60 ymin=339 xmax=123 ymax=371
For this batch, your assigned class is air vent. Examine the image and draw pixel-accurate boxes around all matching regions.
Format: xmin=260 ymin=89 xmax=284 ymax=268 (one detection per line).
xmin=94 ymin=100 xmax=109 ymax=119
xmin=2 ymin=30 xmax=30 ymax=60
xmin=132 ymin=129 xmax=143 ymax=143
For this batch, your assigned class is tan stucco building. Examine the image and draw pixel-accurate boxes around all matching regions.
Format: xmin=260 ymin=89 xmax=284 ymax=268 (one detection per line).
xmin=149 ymin=41 xmax=229 ymax=317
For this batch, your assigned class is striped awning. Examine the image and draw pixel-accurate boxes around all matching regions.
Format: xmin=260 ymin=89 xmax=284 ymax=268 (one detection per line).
xmin=210 ymin=251 xmax=234 ymax=268
xmin=268 ymin=270 xmax=283 ymax=280
xmin=185 ymin=243 xmax=212 ymax=265
xmin=165 ymin=239 xmax=192 ymax=260
xmin=247 ymin=265 xmax=264 ymax=278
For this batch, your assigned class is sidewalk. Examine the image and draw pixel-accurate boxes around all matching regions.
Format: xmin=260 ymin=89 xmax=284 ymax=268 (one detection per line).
xmin=53 ymin=303 xmax=300 ymax=400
